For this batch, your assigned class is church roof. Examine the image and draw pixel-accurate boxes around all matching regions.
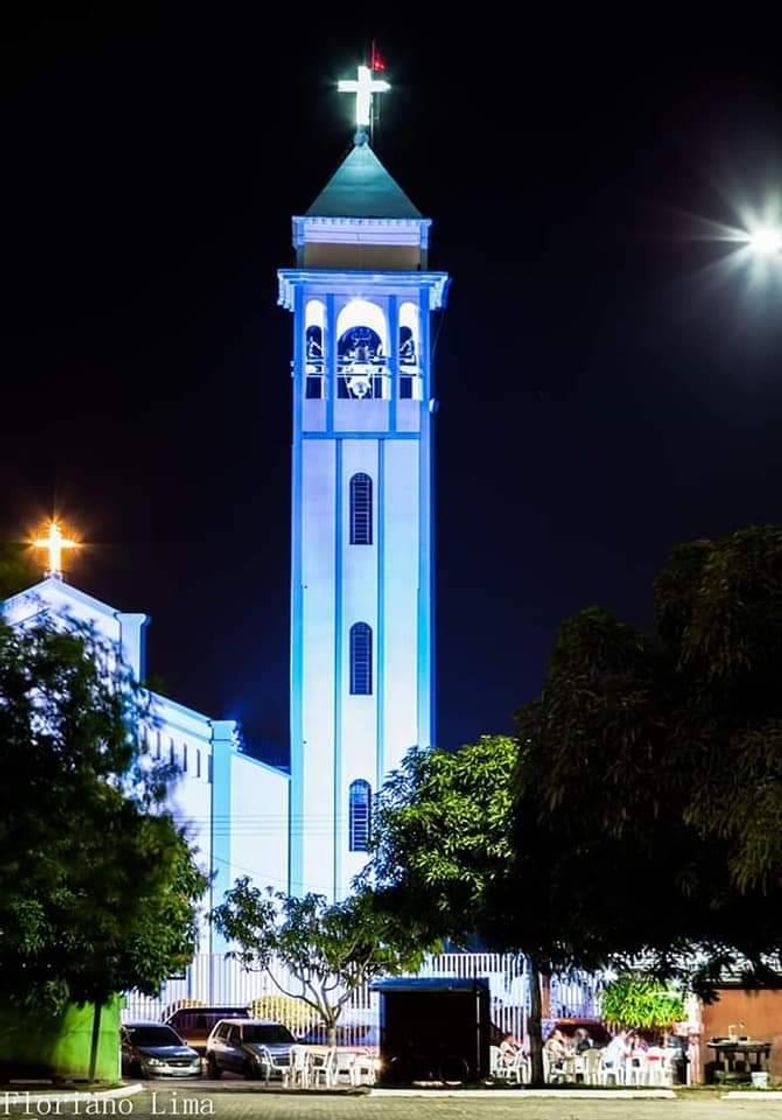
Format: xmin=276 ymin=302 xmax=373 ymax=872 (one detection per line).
xmin=306 ymin=141 xmax=422 ymax=220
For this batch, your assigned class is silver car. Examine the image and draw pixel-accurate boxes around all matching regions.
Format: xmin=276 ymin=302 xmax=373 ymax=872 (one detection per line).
xmin=205 ymin=1019 xmax=295 ymax=1080
xmin=121 ymin=1021 xmax=202 ymax=1078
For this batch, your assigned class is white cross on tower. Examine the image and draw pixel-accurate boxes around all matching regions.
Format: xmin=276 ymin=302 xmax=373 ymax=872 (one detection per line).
xmin=34 ymin=520 xmax=78 ymax=579
xmin=338 ymin=64 xmax=390 ymax=130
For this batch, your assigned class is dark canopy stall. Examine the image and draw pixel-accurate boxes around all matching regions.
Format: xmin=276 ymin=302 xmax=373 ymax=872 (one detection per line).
xmin=371 ymin=977 xmax=490 ymax=1084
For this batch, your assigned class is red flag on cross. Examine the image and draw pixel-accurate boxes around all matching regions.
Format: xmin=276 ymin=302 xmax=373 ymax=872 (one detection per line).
xmin=370 ymin=41 xmax=387 ymax=72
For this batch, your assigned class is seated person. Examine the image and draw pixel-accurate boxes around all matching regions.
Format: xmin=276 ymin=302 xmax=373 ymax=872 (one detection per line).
xmin=542 ymin=1025 xmax=566 ymax=1079
xmin=499 ymin=1031 xmax=522 ymax=1065
xmin=660 ymin=1029 xmax=688 ymax=1084
xmin=602 ymin=1029 xmax=630 ymax=1074
xmin=574 ymin=1027 xmax=594 ymax=1054
xmin=628 ymin=1031 xmax=649 ymax=1066
xmin=544 ymin=1028 xmax=569 ymax=1074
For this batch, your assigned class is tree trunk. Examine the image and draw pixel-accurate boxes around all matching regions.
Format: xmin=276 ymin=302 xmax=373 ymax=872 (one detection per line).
xmin=326 ymin=1021 xmax=337 ymax=1048
xmin=527 ymin=958 xmax=545 ymax=1087
xmin=88 ymin=1003 xmax=102 ymax=1082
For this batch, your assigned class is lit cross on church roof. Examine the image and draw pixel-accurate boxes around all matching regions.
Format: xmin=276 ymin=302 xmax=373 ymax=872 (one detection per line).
xmin=338 ymin=64 xmax=390 ymax=131
xmin=34 ymin=520 xmax=79 ymax=580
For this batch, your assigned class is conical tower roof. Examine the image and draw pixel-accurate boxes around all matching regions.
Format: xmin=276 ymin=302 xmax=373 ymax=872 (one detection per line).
xmin=306 ymin=140 xmax=422 ymax=220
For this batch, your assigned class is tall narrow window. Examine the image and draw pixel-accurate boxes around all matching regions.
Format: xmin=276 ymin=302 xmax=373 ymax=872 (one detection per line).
xmin=349 ymin=779 xmax=372 ymax=852
xmin=349 ymin=622 xmax=372 ymax=695
xmin=350 ymin=473 xmax=373 ymax=545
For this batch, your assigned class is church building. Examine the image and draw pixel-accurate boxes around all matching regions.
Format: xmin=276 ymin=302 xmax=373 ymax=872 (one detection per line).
xmin=3 ymin=63 xmax=449 ymax=912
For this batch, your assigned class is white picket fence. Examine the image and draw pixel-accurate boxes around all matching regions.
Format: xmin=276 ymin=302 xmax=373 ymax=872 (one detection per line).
xmin=123 ymin=952 xmax=602 ymax=1044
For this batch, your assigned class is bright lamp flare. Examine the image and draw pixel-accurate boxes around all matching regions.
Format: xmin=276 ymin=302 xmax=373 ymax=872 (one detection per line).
xmin=746 ymin=226 xmax=782 ymax=256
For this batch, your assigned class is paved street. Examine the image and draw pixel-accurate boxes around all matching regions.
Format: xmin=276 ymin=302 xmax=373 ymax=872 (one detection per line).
xmin=65 ymin=1085 xmax=782 ymax=1120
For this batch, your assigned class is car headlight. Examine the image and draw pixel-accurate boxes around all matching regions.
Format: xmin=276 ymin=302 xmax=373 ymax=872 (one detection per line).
xmin=145 ymin=1058 xmax=165 ymax=1067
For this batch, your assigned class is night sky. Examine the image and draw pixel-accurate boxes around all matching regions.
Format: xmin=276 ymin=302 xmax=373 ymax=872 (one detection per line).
xmin=3 ymin=11 xmax=782 ymax=760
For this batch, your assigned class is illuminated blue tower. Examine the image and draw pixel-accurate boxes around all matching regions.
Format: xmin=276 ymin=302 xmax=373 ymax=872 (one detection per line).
xmin=279 ymin=71 xmax=449 ymax=899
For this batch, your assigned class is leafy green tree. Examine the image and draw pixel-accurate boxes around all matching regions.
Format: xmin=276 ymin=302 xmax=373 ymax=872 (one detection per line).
xmin=212 ymin=881 xmax=426 ymax=1048
xmin=0 ymin=616 xmax=208 ymax=1015
xmin=500 ymin=526 xmax=782 ymax=1078
xmin=368 ymin=528 xmax=782 ymax=1084
xmin=366 ymin=737 xmax=518 ymax=940
xmin=600 ymin=975 xmax=684 ymax=1031
xmin=363 ymin=738 xmax=550 ymax=1075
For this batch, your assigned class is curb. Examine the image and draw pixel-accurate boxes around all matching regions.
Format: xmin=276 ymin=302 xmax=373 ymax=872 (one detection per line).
xmin=370 ymin=1088 xmax=677 ymax=1099
xmin=1 ymin=1084 xmax=143 ymax=1106
xmin=723 ymin=1090 xmax=782 ymax=1099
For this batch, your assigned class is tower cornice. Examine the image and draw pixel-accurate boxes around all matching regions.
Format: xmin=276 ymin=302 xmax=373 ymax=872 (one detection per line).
xmin=277 ymin=268 xmax=450 ymax=312
xmin=293 ymin=215 xmax=431 ymax=252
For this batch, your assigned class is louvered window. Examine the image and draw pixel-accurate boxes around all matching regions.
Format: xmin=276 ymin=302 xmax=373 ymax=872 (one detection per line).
xmin=349 ymin=779 xmax=372 ymax=852
xmin=349 ymin=623 xmax=372 ymax=695
xmin=350 ymin=473 xmax=373 ymax=545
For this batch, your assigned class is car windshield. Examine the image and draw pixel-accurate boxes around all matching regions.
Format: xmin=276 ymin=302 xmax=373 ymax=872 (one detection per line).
xmin=242 ymin=1025 xmax=295 ymax=1045
xmin=127 ymin=1027 xmax=183 ymax=1048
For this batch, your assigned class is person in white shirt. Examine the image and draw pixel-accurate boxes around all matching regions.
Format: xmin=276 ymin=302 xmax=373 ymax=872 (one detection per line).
xmin=602 ymin=1030 xmax=630 ymax=1079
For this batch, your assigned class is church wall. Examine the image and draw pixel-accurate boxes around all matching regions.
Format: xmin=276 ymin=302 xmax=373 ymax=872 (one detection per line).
xmin=146 ymin=693 xmax=214 ymax=954
xmin=297 ymin=438 xmax=337 ymax=896
xmin=229 ymin=753 xmax=289 ymax=896
xmin=4 ymin=580 xmax=123 ymax=647
xmin=339 ymin=439 xmax=379 ymax=893
xmin=334 ymin=397 xmax=389 ymax=432
xmin=382 ymin=438 xmax=423 ymax=773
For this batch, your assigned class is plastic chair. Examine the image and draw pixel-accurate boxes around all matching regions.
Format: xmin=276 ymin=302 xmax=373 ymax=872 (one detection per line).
xmin=310 ymin=1047 xmax=336 ymax=1087
xmin=351 ymin=1052 xmax=376 ymax=1086
xmin=599 ymin=1055 xmax=625 ymax=1086
xmin=283 ymin=1045 xmax=310 ymax=1089
xmin=334 ymin=1051 xmax=357 ymax=1086
xmin=490 ymin=1046 xmax=508 ymax=1078
xmin=626 ymin=1054 xmax=648 ymax=1086
xmin=256 ymin=1045 xmax=289 ymax=1085
xmin=581 ymin=1047 xmax=602 ymax=1085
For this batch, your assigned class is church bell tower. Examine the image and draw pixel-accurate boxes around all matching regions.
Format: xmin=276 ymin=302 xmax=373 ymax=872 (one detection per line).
xmin=279 ymin=65 xmax=449 ymax=899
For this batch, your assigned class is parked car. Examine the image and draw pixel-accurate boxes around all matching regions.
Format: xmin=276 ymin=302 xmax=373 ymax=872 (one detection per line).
xmin=298 ymin=1022 xmax=380 ymax=1052
xmin=164 ymin=1006 xmax=249 ymax=1055
xmin=205 ymin=1019 xmax=296 ymax=1080
xmin=121 ymin=1022 xmax=202 ymax=1079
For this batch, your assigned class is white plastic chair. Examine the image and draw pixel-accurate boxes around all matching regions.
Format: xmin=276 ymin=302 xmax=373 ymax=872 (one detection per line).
xmin=283 ymin=1045 xmax=310 ymax=1088
xmin=352 ymin=1053 xmax=376 ymax=1086
xmin=490 ymin=1045 xmax=506 ymax=1078
xmin=256 ymin=1045 xmax=288 ymax=1085
xmin=599 ymin=1055 xmax=625 ymax=1085
xmin=626 ymin=1054 xmax=648 ymax=1086
xmin=310 ymin=1047 xmax=336 ymax=1087
xmin=491 ymin=1046 xmax=527 ymax=1084
xmin=544 ymin=1050 xmax=567 ymax=1084
xmin=581 ymin=1047 xmax=602 ymax=1085
xmin=334 ymin=1051 xmax=357 ymax=1085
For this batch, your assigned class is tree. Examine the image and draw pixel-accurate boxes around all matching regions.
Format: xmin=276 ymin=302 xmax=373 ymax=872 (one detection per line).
xmin=212 ymin=881 xmax=426 ymax=1047
xmin=600 ymin=976 xmax=685 ymax=1031
xmin=499 ymin=526 xmax=782 ymax=1071
xmin=367 ymin=528 xmax=782 ymax=1085
xmin=366 ymin=737 xmax=518 ymax=941
xmin=0 ymin=615 xmax=208 ymax=1015
xmin=365 ymin=736 xmax=580 ymax=1083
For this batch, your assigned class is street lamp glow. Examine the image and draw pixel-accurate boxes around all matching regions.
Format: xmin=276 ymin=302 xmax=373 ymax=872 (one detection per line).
xmin=746 ymin=226 xmax=782 ymax=256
